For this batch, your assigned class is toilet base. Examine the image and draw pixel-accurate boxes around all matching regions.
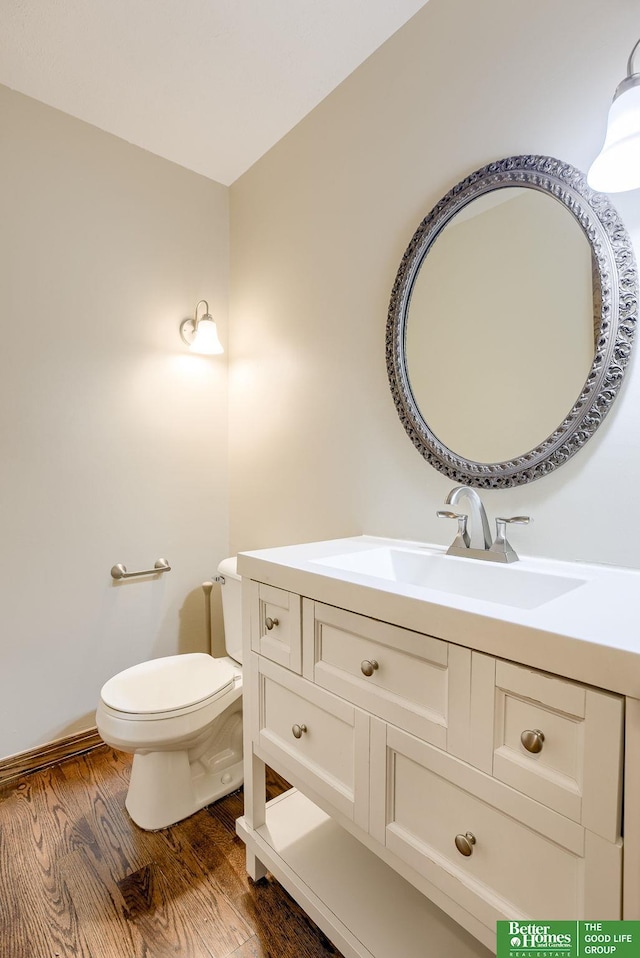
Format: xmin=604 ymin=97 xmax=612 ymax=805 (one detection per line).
xmin=125 ymin=749 xmax=244 ymax=830
xmin=123 ymin=706 xmax=244 ymax=830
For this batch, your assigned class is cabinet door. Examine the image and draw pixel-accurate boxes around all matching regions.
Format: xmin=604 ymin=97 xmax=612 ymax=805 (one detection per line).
xmin=370 ymin=721 xmax=622 ymax=931
xmin=303 ymin=601 xmax=471 ymax=758
xmin=470 ymin=654 xmax=624 ymax=842
xmin=248 ymin=581 xmax=302 ymax=673
xmin=251 ymin=654 xmax=370 ymax=830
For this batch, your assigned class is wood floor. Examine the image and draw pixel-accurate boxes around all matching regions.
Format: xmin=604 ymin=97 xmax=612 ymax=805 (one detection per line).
xmin=0 ymin=745 xmax=343 ymax=958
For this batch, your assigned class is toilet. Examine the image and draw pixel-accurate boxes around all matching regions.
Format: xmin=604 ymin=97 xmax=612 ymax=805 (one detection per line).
xmin=96 ymin=556 xmax=243 ymax=830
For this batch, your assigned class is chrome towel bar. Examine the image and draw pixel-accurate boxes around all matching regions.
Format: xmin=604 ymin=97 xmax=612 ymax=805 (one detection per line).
xmin=110 ymin=558 xmax=171 ymax=580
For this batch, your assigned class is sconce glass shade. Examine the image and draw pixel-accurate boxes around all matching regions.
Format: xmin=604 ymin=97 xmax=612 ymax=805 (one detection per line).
xmin=588 ymin=41 xmax=640 ymax=193
xmin=188 ymin=316 xmax=224 ymax=355
xmin=179 ymin=300 xmax=224 ymax=355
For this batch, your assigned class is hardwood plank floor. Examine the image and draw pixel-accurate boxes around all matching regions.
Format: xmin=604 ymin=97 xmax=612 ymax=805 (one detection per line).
xmin=0 ymin=746 xmax=343 ymax=958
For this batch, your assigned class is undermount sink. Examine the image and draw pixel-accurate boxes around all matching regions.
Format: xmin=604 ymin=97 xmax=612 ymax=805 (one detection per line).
xmin=312 ymin=546 xmax=587 ymax=610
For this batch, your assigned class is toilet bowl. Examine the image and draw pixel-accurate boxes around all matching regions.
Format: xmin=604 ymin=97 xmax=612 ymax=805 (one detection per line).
xmin=96 ymin=556 xmax=243 ymax=830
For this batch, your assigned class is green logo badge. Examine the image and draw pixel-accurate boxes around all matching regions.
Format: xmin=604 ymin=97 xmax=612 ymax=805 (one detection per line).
xmin=497 ymin=921 xmax=640 ymax=958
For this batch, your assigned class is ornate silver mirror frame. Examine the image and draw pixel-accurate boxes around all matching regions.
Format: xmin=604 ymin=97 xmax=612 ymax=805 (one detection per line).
xmin=386 ymin=155 xmax=638 ymax=487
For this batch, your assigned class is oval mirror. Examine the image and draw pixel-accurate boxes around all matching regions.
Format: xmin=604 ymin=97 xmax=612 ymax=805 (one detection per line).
xmin=387 ymin=155 xmax=638 ymax=487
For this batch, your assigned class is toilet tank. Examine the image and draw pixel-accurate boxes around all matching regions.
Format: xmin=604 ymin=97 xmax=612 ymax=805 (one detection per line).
xmin=217 ymin=556 xmax=243 ymax=664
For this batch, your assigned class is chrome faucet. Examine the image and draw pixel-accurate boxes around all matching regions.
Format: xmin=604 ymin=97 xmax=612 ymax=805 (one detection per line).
xmin=437 ymin=486 xmax=531 ymax=563
xmin=444 ymin=486 xmax=492 ymax=551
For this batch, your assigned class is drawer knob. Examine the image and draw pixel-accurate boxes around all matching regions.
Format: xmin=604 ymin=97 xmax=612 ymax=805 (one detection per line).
xmin=454 ymin=832 xmax=476 ymax=857
xmin=360 ymin=659 xmax=379 ymax=677
xmin=521 ymin=729 xmax=545 ymax=754
xmin=265 ymin=616 xmax=279 ymax=631
xmin=291 ymin=724 xmax=307 ymax=739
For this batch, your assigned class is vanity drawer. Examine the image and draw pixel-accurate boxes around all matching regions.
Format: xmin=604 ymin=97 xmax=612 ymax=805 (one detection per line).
xmin=251 ymin=654 xmax=369 ymax=829
xmin=470 ymin=654 xmax=624 ymax=842
xmin=371 ymin=722 xmax=622 ymax=928
xmin=249 ymin=581 xmax=302 ymax=673
xmin=303 ymin=601 xmax=470 ymax=755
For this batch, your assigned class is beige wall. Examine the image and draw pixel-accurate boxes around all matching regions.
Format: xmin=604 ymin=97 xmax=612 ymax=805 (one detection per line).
xmin=0 ymin=85 xmax=230 ymax=757
xmin=229 ymin=0 xmax=640 ymax=568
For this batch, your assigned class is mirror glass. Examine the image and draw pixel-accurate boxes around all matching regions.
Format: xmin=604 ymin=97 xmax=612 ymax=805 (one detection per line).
xmin=386 ymin=155 xmax=637 ymax=487
xmin=405 ymin=187 xmax=596 ymax=463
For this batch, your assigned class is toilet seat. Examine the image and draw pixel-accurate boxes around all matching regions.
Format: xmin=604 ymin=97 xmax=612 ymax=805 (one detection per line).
xmin=100 ymin=653 xmax=236 ymax=719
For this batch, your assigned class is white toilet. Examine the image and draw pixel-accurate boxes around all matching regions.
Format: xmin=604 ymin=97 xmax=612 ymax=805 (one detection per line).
xmin=96 ymin=556 xmax=243 ymax=830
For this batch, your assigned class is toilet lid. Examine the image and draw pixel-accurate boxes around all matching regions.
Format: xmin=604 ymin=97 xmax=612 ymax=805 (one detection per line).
xmin=101 ymin=653 xmax=236 ymax=714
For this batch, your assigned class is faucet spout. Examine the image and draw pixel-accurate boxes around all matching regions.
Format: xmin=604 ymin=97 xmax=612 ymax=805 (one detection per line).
xmin=445 ymin=486 xmax=492 ymax=551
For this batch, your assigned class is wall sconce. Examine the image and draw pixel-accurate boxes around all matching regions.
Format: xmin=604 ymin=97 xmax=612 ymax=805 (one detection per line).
xmin=179 ymin=300 xmax=224 ymax=355
xmin=588 ymin=39 xmax=640 ymax=192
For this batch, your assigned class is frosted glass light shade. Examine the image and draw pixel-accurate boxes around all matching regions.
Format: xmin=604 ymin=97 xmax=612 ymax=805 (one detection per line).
xmin=189 ymin=317 xmax=224 ymax=355
xmin=588 ymin=79 xmax=640 ymax=193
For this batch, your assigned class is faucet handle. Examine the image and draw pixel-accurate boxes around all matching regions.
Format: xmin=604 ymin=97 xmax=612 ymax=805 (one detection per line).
xmin=437 ymin=510 xmax=470 ymax=550
xmin=491 ymin=516 xmax=531 ymax=563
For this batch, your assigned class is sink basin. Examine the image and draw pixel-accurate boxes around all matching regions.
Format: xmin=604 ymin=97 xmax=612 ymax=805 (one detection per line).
xmin=312 ymin=547 xmax=587 ymax=610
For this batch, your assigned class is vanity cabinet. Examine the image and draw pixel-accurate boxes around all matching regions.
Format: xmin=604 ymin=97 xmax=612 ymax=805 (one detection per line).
xmin=238 ymin=580 xmax=626 ymax=957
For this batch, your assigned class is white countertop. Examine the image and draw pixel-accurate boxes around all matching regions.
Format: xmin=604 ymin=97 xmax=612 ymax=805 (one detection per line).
xmin=238 ymin=535 xmax=640 ymax=698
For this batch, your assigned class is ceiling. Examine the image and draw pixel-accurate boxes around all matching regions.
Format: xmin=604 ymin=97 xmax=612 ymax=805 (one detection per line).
xmin=0 ymin=0 xmax=428 ymax=185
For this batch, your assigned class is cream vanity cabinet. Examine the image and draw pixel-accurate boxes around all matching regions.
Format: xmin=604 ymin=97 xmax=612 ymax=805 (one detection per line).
xmin=237 ymin=581 xmax=626 ymax=958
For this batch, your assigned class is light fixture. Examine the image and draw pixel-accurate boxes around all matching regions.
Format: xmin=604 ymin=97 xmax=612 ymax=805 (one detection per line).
xmin=588 ymin=38 xmax=640 ymax=192
xmin=179 ymin=300 xmax=223 ymax=355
